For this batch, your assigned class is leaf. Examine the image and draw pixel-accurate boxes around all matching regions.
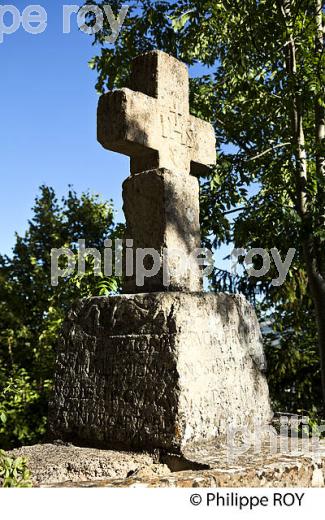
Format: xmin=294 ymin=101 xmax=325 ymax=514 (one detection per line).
xmin=170 ymin=10 xmax=193 ymax=32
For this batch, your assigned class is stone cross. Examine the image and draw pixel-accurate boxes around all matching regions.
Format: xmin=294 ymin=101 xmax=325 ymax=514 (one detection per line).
xmin=97 ymin=51 xmax=216 ymax=293
xmin=48 ymin=51 xmax=272 ymax=457
xmin=97 ymin=51 xmax=216 ymax=176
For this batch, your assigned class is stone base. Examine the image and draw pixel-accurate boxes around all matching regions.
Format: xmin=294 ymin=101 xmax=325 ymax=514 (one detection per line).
xmin=48 ymin=292 xmax=272 ymax=453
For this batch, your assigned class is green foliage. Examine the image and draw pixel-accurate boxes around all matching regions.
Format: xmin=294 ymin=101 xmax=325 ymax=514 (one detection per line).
xmin=0 ymin=366 xmax=50 ymax=447
xmin=0 ymin=450 xmax=32 ymax=487
xmin=0 ymin=186 xmax=122 ymax=449
xmin=86 ymin=0 xmax=325 ymax=414
xmin=263 ymin=301 xmax=321 ymax=413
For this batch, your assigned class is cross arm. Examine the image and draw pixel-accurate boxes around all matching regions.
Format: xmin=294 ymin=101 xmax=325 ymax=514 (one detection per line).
xmin=188 ymin=115 xmax=216 ymax=176
xmin=97 ymin=88 xmax=160 ymax=173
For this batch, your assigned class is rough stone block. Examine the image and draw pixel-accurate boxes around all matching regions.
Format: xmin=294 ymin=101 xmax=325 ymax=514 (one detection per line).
xmin=122 ymin=168 xmax=202 ymax=293
xmin=48 ymin=292 xmax=272 ymax=454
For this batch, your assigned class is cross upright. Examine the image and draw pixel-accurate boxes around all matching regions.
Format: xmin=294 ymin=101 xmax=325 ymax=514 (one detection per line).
xmin=97 ymin=50 xmax=216 ymax=176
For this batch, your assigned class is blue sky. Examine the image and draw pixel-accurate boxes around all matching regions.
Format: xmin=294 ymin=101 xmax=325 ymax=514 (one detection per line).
xmin=1 ymin=1 xmax=130 ymax=256
xmin=1 ymin=1 xmax=233 ymax=270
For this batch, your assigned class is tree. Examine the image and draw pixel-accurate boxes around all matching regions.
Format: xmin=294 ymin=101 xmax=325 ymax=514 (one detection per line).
xmin=0 ymin=186 xmax=122 ymax=448
xmin=85 ymin=0 xmax=325 ymax=411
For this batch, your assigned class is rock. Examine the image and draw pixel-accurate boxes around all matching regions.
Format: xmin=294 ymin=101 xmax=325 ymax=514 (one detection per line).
xmin=7 ymin=443 xmax=167 ymax=486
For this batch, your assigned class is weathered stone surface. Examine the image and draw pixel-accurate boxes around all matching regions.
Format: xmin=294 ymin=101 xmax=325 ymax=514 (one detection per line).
xmin=8 ymin=439 xmax=325 ymax=487
xmin=122 ymin=168 xmax=202 ymax=293
xmin=48 ymin=292 xmax=272 ymax=453
xmin=97 ymin=50 xmax=216 ymax=176
xmin=7 ymin=443 xmax=169 ymax=486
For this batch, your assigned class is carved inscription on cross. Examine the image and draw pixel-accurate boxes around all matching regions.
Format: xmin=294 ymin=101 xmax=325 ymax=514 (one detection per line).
xmin=97 ymin=50 xmax=216 ymax=175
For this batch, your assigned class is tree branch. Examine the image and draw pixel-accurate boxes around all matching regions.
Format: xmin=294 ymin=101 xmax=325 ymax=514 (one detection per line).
xmin=247 ymin=142 xmax=290 ymax=162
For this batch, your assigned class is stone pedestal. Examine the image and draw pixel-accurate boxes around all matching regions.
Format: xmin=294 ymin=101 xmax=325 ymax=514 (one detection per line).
xmin=48 ymin=292 xmax=272 ymax=453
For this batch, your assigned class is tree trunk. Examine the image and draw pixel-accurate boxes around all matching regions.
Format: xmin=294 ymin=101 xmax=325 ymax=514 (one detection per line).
xmin=281 ymin=0 xmax=308 ymax=215
xmin=315 ymin=0 xmax=325 ymax=225
xmin=281 ymin=0 xmax=325 ymax=409
xmin=312 ymin=0 xmax=325 ymax=410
